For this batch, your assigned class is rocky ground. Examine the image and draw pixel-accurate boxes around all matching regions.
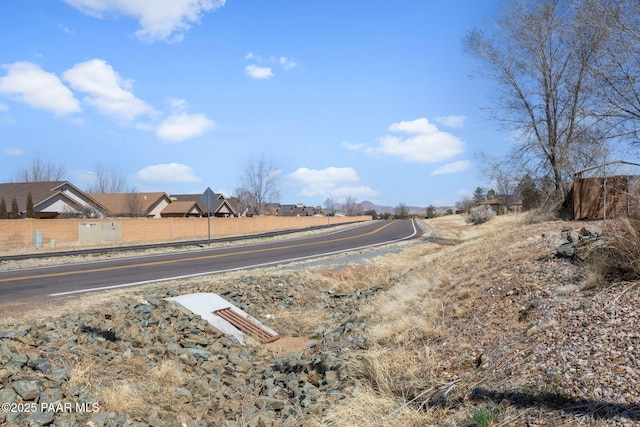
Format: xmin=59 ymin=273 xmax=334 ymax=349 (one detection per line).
xmin=0 ymin=215 xmax=638 ymax=426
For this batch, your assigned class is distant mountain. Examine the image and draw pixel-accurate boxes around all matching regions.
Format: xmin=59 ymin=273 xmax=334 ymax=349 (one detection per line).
xmin=335 ymin=200 xmax=453 ymax=215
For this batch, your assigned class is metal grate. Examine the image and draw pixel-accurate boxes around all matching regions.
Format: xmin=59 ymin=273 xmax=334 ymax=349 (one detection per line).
xmin=213 ymin=308 xmax=280 ymax=344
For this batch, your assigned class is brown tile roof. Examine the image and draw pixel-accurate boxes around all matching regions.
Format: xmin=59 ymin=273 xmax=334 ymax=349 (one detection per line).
xmin=0 ymin=181 xmax=94 ymax=212
xmin=161 ymin=200 xmax=203 ymax=215
xmin=170 ymin=193 xmax=237 ymax=216
xmin=90 ymin=192 xmax=169 ymax=216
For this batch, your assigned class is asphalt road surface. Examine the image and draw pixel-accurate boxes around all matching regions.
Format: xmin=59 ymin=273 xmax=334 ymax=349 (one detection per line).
xmin=0 ymin=220 xmax=419 ymax=303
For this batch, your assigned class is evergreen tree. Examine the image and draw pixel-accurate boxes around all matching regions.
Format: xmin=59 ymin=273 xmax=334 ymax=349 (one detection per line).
xmin=486 ymin=189 xmax=496 ymax=199
xmin=10 ymin=197 xmax=19 ymax=219
xmin=426 ymin=205 xmax=437 ymax=218
xmin=0 ymin=198 xmax=7 ymax=219
xmin=517 ymin=174 xmax=539 ymax=199
xmin=26 ymin=192 xmax=34 ymax=218
xmin=472 ymin=187 xmax=486 ymax=203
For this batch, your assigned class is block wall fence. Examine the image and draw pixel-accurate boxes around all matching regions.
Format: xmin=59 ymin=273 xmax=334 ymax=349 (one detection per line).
xmin=0 ymin=216 xmax=372 ymax=252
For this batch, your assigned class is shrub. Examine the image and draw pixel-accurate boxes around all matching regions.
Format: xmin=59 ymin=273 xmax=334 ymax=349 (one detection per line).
xmin=465 ymin=206 xmax=496 ymax=225
xmin=582 ymin=218 xmax=640 ymax=285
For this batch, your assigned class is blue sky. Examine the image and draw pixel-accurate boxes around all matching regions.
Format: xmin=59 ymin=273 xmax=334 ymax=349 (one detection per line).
xmin=0 ymin=0 xmax=506 ymax=208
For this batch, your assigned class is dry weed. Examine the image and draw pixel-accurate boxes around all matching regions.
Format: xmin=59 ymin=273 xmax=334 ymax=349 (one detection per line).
xmin=581 ymin=217 xmax=640 ymax=285
xmin=98 ymin=382 xmax=146 ymax=417
xmin=365 ymin=276 xmax=443 ymax=346
xmin=316 ymin=264 xmax=395 ymax=294
xmin=270 ymin=306 xmax=327 ymax=333
xmin=150 ymin=359 xmax=185 ymax=385
xmin=322 ymin=382 xmax=430 ymax=427
xmin=65 ymin=347 xmax=190 ymax=420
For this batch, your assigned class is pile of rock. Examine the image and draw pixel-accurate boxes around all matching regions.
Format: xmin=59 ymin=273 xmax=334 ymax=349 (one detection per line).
xmin=0 ymin=274 xmax=385 ymax=426
xmin=555 ymin=224 xmax=604 ymax=259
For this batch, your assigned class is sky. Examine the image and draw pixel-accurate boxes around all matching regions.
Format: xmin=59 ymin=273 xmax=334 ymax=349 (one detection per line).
xmin=0 ymin=0 xmax=507 ymax=208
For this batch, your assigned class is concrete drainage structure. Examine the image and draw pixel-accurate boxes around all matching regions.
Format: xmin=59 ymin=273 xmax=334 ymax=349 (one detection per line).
xmin=167 ymin=292 xmax=279 ymax=345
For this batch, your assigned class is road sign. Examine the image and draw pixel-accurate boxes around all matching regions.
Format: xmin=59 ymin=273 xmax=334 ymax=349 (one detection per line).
xmin=201 ymin=187 xmax=215 ymax=244
xmin=201 ymin=187 xmax=216 ymax=214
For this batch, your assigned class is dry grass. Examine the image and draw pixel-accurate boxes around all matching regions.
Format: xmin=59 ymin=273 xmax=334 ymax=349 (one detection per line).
xmin=321 ymin=214 xmax=591 ymax=426
xmin=270 ymin=306 xmax=328 ymax=333
xmin=322 ymin=383 xmax=432 ymax=427
xmin=316 ymin=264 xmax=399 ymax=294
xmin=5 ymin=213 xmax=620 ymax=425
xmin=65 ymin=347 xmax=187 ymax=420
xmin=583 ymin=217 xmax=640 ymax=283
xmin=365 ymin=276 xmax=443 ymax=346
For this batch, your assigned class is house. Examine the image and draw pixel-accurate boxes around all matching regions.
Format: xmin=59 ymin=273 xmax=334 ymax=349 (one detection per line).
xmin=0 ymin=181 xmax=107 ymax=219
xmin=261 ymin=203 xmax=280 ymax=216
xmin=277 ymin=204 xmax=306 ymax=216
xmin=477 ymin=196 xmax=522 ymax=214
xmin=160 ymin=201 xmax=204 ymax=218
xmin=277 ymin=204 xmax=325 ymax=216
xmin=226 ymin=197 xmax=248 ymax=217
xmin=170 ymin=193 xmax=238 ymax=217
xmin=90 ymin=192 xmax=171 ymax=218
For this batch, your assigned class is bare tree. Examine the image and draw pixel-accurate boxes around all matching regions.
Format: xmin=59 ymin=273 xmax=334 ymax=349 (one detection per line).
xmin=239 ymin=155 xmax=281 ymax=215
xmin=323 ymin=197 xmax=336 ymax=216
xmin=232 ymin=187 xmax=252 ymax=216
xmin=476 ymin=152 xmax=521 ymax=209
xmin=343 ymin=195 xmax=358 ymax=216
xmin=582 ymin=0 xmax=640 ymax=142
xmin=13 ymin=154 xmax=66 ymax=182
xmin=86 ymin=163 xmax=126 ymax=194
xmin=464 ymin=0 xmax=609 ymax=206
xmin=394 ymin=203 xmax=409 ymax=219
xmin=124 ymin=188 xmax=144 ymax=217
xmin=456 ymin=195 xmax=475 ymax=214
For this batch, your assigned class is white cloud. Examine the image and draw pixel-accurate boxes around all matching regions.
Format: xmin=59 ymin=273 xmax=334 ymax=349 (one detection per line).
xmin=168 ymin=97 xmax=188 ymax=112
xmin=245 ymin=64 xmax=273 ymax=80
xmin=0 ymin=61 xmax=80 ymax=115
xmin=60 ymin=24 xmax=75 ymax=34
xmin=435 ymin=115 xmax=467 ymax=128
xmin=388 ymin=117 xmax=438 ymax=134
xmin=286 ymin=166 xmax=379 ymax=201
xmin=365 ymin=117 xmax=465 ymax=163
xmin=135 ymin=163 xmax=201 ymax=183
xmin=134 ymin=98 xmax=216 ymax=142
xmin=63 ymin=0 xmax=226 ymax=42
xmin=431 ymin=160 xmax=472 ymax=175
xmin=63 ymin=59 xmax=153 ymax=122
xmin=155 ymin=98 xmax=215 ymax=142
xmin=0 ymin=102 xmax=8 ymax=111
xmin=244 ymin=52 xmax=261 ymax=61
xmin=342 ymin=141 xmax=365 ymax=151
xmin=155 ymin=112 xmax=215 ymax=142
xmin=279 ymin=57 xmax=296 ymax=70
xmin=3 ymin=147 xmax=24 ymax=156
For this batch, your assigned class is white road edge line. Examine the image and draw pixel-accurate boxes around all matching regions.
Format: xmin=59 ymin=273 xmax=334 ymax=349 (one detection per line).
xmin=12 ymin=221 xmax=375 ymax=273
xmin=49 ymin=220 xmax=418 ymax=297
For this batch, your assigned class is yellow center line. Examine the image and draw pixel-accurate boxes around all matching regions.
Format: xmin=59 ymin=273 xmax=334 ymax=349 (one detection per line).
xmin=0 ymin=221 xmax=396 ymax=283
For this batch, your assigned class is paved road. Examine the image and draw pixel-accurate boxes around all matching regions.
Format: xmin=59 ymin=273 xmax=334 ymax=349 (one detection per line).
xmin=0 ymin=220 xmax=419 ymax=302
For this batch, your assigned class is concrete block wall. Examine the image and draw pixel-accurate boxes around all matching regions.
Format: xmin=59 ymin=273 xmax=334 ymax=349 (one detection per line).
xmin=0 ymin=216 xmax=371 ymax=251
